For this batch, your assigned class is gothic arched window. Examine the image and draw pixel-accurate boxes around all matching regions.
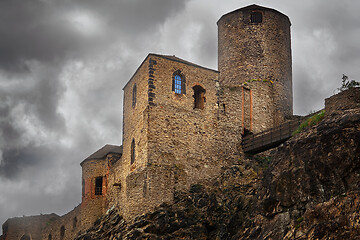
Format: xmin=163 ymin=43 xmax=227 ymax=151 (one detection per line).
xmin=172 ymin=70 xmax=186 ymax=94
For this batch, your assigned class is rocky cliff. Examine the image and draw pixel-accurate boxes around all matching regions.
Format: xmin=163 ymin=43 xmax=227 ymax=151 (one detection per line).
xmin=75 ymin=108 xmax=360 ymax=239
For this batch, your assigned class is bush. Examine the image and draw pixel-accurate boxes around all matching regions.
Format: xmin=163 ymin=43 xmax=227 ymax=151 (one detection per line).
xmin=292 ymin=110 xmax=325 ymax=135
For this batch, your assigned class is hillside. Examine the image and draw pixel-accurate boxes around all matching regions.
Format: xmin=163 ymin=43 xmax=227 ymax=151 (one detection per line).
xmin=74 ymin=105 xmax=360 ymax=239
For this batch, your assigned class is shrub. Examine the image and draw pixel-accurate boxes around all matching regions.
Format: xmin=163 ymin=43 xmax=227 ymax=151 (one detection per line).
xmin=292 ymin=110 xmax=325 ymax=135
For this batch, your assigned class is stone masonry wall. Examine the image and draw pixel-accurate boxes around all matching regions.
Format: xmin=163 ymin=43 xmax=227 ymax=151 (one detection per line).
xmin=121 ymin=55 xmax=224 ymax=219
xmin=2 ymin=214 xmax=59 ymax=240
xmin=2 ymin=205 xmax=82 ymax=240
xmin=118 ymin=56 xmax=153 ymax=221
xmin=147 ymin=55 xmax=220 ymax=186
xmin=111 ymin=54 xmax=223 ymax=221
xmin=40 ymin=205 xmax=81 ymax=240
xmin=247 ymin=81 xmax=275 ymax=133
xmin=105 ymin=154 xmax=123 ymax=214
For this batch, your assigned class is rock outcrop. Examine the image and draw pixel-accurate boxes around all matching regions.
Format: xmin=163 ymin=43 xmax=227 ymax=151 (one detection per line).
xmin=75 ymin=108 xmax=360 ymax=239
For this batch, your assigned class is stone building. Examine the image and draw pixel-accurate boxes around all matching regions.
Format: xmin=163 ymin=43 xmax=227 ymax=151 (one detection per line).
xmin=1 ymin=4 xmax=293 ymax=240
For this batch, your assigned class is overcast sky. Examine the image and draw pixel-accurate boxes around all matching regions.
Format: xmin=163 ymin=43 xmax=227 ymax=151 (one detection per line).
xmin=1 ymin=0 xmax=360 ymax=232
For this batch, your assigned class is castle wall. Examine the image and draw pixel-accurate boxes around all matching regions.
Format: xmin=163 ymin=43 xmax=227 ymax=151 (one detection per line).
xmin=2 ymin=214 xmax=59 ymax=240
xmin=120 ymin=55 xmax=223 ymax=219
xmin=105 ymin=154 xmax=123 ymax=213
xmin=108 ymin=54 xmax=223 ymax=221
xmin=147 ymin=54 xmax=220 ymax=185
xmin=246 ymin=81 xmax=275 ymax=133
xmin=40 ymin=206 xmax=81 ymax=240
xmin=118 ymin=57 xmax=152 ymax=220
xmin=80 ymin=159 xmax=108 ymax=229
xmin=122 ymin=58 xmax=150 ymax=175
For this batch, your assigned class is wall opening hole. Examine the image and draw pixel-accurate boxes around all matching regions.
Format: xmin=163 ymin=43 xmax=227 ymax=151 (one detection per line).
xmin=60 ymin=226 xmax=65 ymax=240
xmin=250 ymin=12 xmax=262 ymax=23
xmin=193 ymin=85 xmax=206 ymax=109
xmin=73 ymin=217 xmax=78 ymax=229
xmin=130 ymin=139 xmax=135 ymax=165
xmin=95 ymin=176 xmax=103 ymax=195
xmin=242 ymin=128 xmax=253 ymax=137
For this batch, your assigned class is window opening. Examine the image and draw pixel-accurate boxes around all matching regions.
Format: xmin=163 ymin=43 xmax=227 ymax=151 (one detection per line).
xmin=48 ymin=233 xmax=52 ymax=240
xmin=132 ymin=84 xmax=137 ymax=108
xmin=60 ymin=226 xmax=65 ymax=240
xmin=130 ymin=139 xmax=135 ymax=165
xmin=193 ymin=85 xmax=206 ymax=109
xmin=174 ymin=75 xmax=182 ymax=94
xmin=250 ymin=12 xmax=262 ymax=23
xmin=172 ymin=70 xmax=186 ymax=94
xmin=73 ymin=217 xmax=78 ymax=229
xmin=95 ymin=177 xmax=103 ymax=195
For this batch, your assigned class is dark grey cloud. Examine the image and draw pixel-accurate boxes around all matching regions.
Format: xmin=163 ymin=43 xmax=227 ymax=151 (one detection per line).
xmin=0 ymin=0 xmax=190 ymax=230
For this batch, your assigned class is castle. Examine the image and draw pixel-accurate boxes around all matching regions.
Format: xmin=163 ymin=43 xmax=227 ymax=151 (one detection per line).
xmin=1 ymin=5 xmax=293 ymax=240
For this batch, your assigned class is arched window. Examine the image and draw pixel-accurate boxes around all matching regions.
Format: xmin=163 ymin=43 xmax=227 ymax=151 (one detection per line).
xmin=193 ymin=85 xmax=206 ymax=109
xmin=172 ymin=70 xmax=186 ymax=94
xmin=48 ymin=233 xmax=52 ymax=240
xmin=130 ymin=139 xmax=135 ymax=165
xmin=132 ymin=84 xmax=137 ymax=108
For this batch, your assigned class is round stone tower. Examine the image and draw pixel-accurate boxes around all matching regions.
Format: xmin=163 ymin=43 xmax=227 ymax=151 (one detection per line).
xmin=80 ymin=148 xmax=109 ymax=230
xmin=218 ymin=4 xmax=292 ymax=133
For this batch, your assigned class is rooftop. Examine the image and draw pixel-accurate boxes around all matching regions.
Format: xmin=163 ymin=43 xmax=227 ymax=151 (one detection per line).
xmin=80 ymin=144 xmax=123 ymax=166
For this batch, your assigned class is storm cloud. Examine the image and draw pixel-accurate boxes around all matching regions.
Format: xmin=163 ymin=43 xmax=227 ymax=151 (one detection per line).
xmin=1 ymin=0 xmax=360 ymax=233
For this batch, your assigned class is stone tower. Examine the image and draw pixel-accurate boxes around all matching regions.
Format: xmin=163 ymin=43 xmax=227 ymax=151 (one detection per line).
xmin=118 ymin=54 xmax=220 ymax=219
xmin=217 ymin=4 xmax=292 ymax=155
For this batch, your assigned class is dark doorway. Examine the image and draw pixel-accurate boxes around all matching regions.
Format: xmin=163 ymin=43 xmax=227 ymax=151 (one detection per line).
xmin=193 ymin=85 xmax=206 ymax=109
xmin=95 ymin=176 xmax=103 ymax=195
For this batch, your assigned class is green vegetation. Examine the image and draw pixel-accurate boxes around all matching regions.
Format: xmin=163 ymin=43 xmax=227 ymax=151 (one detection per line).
xmin=338 ymin=74 xmax=360 ymax=92
xmin=253 ymin=155 xmax=272 ymax=169
xmin=292 ymin=110 xmax=325 ymax=136
xmin=294 ymin=217 xmax=304 ymax=229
